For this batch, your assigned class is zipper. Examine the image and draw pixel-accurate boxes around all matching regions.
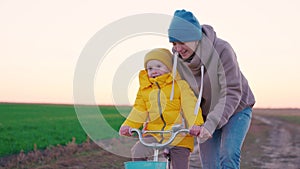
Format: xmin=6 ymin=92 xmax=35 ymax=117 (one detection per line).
xmin=155 ymin=82 xmax=166 ymax=143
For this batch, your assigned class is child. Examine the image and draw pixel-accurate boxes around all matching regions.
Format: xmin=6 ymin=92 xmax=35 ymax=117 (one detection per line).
xmin=119 ymin=48 xmax=204 ymax=169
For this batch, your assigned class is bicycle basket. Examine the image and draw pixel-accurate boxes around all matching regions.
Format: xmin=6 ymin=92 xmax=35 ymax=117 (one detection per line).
xmin=124 ymin=161 xmax=167 ymax=169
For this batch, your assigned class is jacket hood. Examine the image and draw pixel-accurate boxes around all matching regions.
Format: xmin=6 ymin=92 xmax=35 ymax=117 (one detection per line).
xmin=202 ymin=25 xmax=217 ymax=45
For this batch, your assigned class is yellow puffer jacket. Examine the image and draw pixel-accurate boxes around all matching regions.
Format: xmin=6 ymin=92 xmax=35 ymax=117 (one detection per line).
xmin=122 ymin=70 xmax=204 ymax=151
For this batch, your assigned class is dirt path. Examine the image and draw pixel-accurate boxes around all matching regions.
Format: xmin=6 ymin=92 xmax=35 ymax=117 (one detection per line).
xmin=252 ymin=115 xmax=300 ymax=169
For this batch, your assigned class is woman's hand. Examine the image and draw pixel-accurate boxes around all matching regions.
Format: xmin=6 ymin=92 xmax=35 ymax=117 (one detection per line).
xmin=119 ymin=126 xmax=132 ymax=136
xmin=198 ymin=126 xmax=212 ymax=143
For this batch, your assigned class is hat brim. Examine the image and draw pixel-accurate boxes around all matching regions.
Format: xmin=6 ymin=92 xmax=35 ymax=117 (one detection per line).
xmin=168 ymin=29 xmax=202 ymax=42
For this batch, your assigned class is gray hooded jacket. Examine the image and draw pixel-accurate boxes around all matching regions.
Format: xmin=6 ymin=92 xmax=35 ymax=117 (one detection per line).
xmin=175 ymin=25 xmax=255 ymax=134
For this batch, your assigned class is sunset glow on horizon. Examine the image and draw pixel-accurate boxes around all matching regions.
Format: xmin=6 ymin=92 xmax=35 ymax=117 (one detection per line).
xmin=1 ymin=1 xmax=300 ymax=108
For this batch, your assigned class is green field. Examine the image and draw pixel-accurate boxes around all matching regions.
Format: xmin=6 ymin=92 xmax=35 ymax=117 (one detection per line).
xmin=276 ymin=116 xmax=300 ymax=124
xmin=0 ymin=103 xmax=130 ymax=157
xmin=253 ymin=108 xmax=300 ymax=125
xmin=1 ymin=105 xmax=300 ymax=168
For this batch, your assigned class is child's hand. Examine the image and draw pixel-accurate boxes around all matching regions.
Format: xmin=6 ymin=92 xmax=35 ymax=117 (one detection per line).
xmin=189 ymin=125 xmax=201 ymax=136
xmin=119 ymin=126 xmax=132 ymax=136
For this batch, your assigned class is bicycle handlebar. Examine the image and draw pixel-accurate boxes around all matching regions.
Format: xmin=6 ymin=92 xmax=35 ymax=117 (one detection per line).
xmin=129 ymin=128 xmax=190 ymax=148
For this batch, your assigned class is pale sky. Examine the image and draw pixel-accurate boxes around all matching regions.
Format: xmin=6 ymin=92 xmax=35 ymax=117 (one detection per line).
xmin=1 ymin=0 xmax=300 ymax=108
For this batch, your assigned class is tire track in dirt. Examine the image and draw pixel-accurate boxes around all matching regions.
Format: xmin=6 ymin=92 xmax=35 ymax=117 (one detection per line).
xmin=253 ymin=115 xmax=300 ymax=169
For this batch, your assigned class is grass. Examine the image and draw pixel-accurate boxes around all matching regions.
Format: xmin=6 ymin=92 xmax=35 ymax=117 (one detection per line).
xmin=0 ymin=103 xmax=130 ymax=157
xmin=253 ymin=108 xmax=300 ymax=125
xmin=2 ymin=104 xmax=299 ymax=163
xmin=276 ymin=116 xmax=300 ymax=124
xmin=1 ymin=105 xmax=300 ymax=168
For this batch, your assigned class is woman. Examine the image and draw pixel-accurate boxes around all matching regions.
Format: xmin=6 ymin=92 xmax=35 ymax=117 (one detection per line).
xmin=167 ymin=9 xmax=255 ymax=169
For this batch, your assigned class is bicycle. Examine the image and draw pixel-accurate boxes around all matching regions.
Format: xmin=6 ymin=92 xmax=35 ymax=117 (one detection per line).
xmin=124 ymin=125 xmax=190 ymax=169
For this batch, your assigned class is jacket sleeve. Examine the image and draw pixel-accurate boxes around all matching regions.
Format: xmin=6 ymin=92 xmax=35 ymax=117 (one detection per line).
xmin=204 ymin=42 xmax=242 ymax=134
xmin=121 ymin=87 xmax=148 ymax=129
xmin=178 ymin=81 xmax=204 ymax=128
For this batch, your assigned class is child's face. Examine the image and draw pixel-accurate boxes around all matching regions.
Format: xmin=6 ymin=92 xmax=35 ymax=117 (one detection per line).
xmin=146 ymin=60 xmax=170 ymax=78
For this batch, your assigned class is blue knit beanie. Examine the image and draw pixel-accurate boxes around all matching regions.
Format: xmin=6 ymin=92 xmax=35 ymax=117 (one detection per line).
xmin=168 ymin=9 xmax=202 ymax=42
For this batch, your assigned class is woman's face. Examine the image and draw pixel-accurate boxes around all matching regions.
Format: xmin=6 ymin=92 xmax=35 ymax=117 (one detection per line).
xmin=172 ymin=41 xmax=198 ymax=60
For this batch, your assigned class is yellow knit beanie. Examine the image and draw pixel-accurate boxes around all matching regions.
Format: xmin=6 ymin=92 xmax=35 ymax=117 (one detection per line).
xmin=144 ymin=48 xmax=173 ymax=71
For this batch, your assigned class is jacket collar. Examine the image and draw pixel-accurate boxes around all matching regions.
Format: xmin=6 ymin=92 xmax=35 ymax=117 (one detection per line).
xmin=139 ymin=70 xmax=175 ymax=89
